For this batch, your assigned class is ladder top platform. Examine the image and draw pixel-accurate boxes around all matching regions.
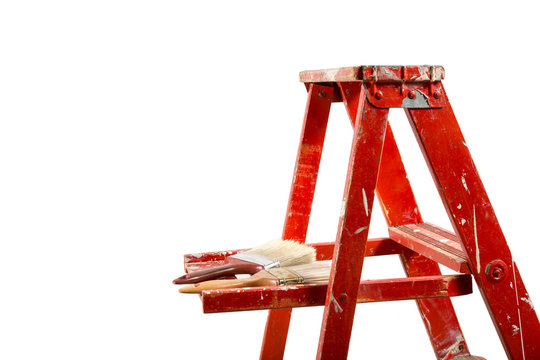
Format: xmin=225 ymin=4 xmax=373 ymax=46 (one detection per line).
xmin=299 ymin=65 xmax=445 ymax=83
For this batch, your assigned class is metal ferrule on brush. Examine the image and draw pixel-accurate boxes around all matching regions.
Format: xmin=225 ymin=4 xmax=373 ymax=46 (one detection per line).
xmin=229 ymin=253 xmax=280 ymax=269
xmin=267 ymin=268 xmax=305 ymax=285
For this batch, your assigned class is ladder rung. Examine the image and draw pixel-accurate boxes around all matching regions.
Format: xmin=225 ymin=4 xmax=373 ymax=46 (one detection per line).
xmin=183 ymin=238 xmax=404 ymax=273
xmin=201 ymin=274 xmax=472 ymax=313
xmin=388 ymin=223 xmax=470 ymax=273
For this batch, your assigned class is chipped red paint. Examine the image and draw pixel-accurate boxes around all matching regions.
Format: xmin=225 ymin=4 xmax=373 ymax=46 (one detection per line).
xmin=260 ymin=83 xmax=333 ymax=360
xmin=406 ymin=86 xmax=540 ymax=359
xmin=201 ymin=274 xmax=472 ymax=313
xmin=389 ymin=224 xmax=470 ymax=274
xmin=299 ymin=65 xmax=444 ymax=83
xmin=317 ymin=86 xmax=388 ymax=359
xmin=180 ymin=65 xmax=540 ymax=360
xmin=339 ymin=81 xmax=471 ymax=359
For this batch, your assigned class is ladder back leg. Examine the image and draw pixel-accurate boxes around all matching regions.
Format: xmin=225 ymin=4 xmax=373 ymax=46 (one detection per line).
xmin=260 ymin=84 xmax=333 ymax=360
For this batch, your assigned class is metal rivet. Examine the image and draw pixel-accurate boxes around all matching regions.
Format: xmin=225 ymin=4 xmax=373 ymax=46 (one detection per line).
xmin=485 ymin=259 xmax=508 ymax=283
xmin=408 ymin=90 xmax=416 ymax=99
xmin=374 ymin=90 xmax=383 ymax=100
xmin=318 ymin=90 xmax=326 ymax=98
xmin=339 ymin=292 xmax=348 ymax=302
xmin=433 ymin=90 xmax=442 ymax=99
xmin=492 ymin=266 xmax=504 ymax=279
xmin=344 ymin=89 xmax=352 ymax=97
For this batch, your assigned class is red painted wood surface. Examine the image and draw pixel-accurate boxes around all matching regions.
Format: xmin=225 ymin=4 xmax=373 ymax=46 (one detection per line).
xmin=299 ymin=65 xmax=445 ymax=83
xmin=389 ymin=224 xmax=470 ymax=274
xmin=260 ymin=84 xmax=333 ymax=360
xmin=316 ymin=87 xmax=388 ymax=359
xmin=406 ymin=85 xmax=540 ymax=359
xmin=339 ymin=82 xmax=471 ymax=359
xmin=201 ymin=274 xmax=472 ymax=313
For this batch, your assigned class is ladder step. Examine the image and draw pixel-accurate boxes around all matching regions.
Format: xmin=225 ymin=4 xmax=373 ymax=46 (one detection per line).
xmin=183 ymin=238 xmax=403 ymax=273
xmin=200 ymin=274 xmax=472 ymax=313
xmin=388 ymin=223 xmax=470 ymax=273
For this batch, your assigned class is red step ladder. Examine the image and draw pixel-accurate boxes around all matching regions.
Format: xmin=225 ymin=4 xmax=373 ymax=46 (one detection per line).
xmin=182 ymin=65 xmax=540 ymax=359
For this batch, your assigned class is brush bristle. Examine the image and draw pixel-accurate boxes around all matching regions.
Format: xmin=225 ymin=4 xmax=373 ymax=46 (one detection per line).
xmin=289 ymin=261 xmax=332 ymax=283
xmin=245 ymin=239 xmax=316 ymax=267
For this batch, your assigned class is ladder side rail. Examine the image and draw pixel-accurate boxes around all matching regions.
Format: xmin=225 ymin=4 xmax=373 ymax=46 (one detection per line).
xmin=260 ymin=84 xmax=334 ymax=360
xmin=317 ymin=86 xmax=388 ymax=359
xmin=406 ymin=84 xmax=540 ymax=359
xmin=339 ymin=82 xmax=471 ymax=359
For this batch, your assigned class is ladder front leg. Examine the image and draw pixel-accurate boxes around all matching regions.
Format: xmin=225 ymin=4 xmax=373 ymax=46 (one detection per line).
xmin=406 ymin=85 xmax=540 ymax=359
xmin=340 ymin=83 xmax=471 ymax=359
xmin=317 ymin=86 xmax=388 ymax=359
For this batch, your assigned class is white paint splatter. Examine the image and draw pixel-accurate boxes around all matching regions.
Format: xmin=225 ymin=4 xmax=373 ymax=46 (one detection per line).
xmin=354 ymin=226 xmax=368 ymax=235
xmin=521 ymin=296 xmax=535 ymax=310
xmin=457 ymin=204 xmax=462 ymax=209
xmin=362 ymin=188 xmax=369 ymax=217
xmin=422 ymin=314 xmax=432 ymax=336
xmin=329 ymin=293 xmax=343 ymax=313
xmin=512 ymin=325 xmax=520 ymax=336
xmin=461 ymin=176 xmax=469 ymax=193
xmin=460 ymin=219 xmax=467 ymax=225
xmin=473 ymin=206 xmax=480 ymax=274
xmin=512 ymin=259 xmax=526 ymax=359
xmin=340 ymin=199 xmax=347 ymax=218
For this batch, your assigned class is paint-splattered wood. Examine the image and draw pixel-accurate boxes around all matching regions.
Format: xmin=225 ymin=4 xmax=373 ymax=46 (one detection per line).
xmin=299 ymin=65 xmax=445 ymax=83
xmin=389 ymin=223 xmax=470 ymax=274
xmin=406 ymin=86 xmax=540 ymax=359
xmin=201 ymin=274 xmax=472 ymax=313
xmin=183 ymin=238 xmax=404 ymax=273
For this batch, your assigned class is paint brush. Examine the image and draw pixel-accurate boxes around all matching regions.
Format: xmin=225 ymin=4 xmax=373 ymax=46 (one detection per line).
xmin=179 ymin=261 xmax=332 ymax=293
xmin=172 ymin=239 xmax=316 ymax=284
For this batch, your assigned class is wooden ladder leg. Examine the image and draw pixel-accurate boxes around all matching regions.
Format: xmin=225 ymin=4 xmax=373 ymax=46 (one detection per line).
xmin=377 ymin=125 xmax=471 ymax=359
xmin=339 ymin=82 xmax=471 ymax=359
xmin=259 ymin=83 xmax=334 ymax=360
xmin=317 ymin=85 xmax=388 ymax=359
xmin=406 ymin=84 xmax=540 ymax=359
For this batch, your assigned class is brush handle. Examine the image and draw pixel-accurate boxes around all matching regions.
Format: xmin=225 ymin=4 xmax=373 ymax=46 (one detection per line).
xmin=179 ymin=272 xmax=277 ymax=293
xmin=172 ymin=258 xmax=264 ymax=284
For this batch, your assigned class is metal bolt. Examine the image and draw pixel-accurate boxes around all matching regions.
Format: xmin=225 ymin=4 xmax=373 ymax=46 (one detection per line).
xmin=407 ymin=90 xmax=416 ymax=99
xmin=492 ymin=265 xmax=504 ymax=279
xmin=344 ymin=89 xmax=352 ymax=97
xmin=374 ymin=90 xmax=383 ymax=100
xmin=339 ymin=292 xmax=348 ymax=302
xmin=485 ymin=259 xmax=508 ymax=283
xmin=433 ymin=90 xmax=442 ymax=99
xmin=318 ymin=90 xmax=326 ymax=98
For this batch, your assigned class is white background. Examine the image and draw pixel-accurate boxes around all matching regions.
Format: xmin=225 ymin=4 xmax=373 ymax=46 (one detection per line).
xmin=1 ymin=1 xmax=539 ymax=359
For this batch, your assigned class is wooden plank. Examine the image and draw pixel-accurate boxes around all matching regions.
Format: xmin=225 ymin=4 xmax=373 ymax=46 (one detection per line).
xmin=389 ymin=225 xmax=470 ymax=274
xmin=201 ymin=274 xmax=472 ymax=313
xmin=299 ymin=65 xmax=445 ymax=83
